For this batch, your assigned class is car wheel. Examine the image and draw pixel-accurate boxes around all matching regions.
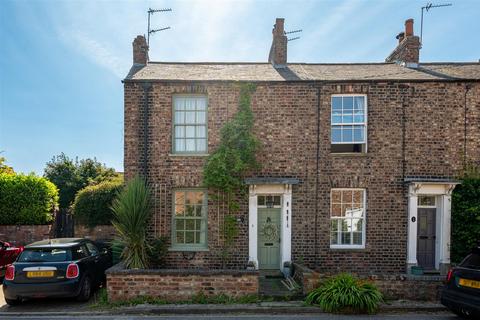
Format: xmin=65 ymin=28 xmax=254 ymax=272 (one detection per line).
xmin=77 ymin=276 xmax=92 ymax=302
xmin=5 ymin=298 xmax=20 ymax=306
xmin=452 ymin=307 xmax=474 ymax=319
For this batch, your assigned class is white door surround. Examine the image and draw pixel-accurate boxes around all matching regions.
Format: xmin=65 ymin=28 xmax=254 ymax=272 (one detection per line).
xmin=407 ymin=181 xmax=459 ymax=275
xmin=246 ymin=178 xmax=298 ymax=273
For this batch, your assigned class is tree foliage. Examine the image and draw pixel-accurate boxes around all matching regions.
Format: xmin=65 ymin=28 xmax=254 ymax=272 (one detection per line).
xmin=203 ymin=83 xmax=260 ymax=267
xmin=0 ymin=156 xmax=14 ymax=174
xmin=72 ymin=179 xmax=124 ymax=227
xmin=0 ymin=172 xmax=58 ymax=224
xmin=44 ymin=153 xmax=120 ymax=209
xmin=451 ymin=165 xmax=480 ymax=263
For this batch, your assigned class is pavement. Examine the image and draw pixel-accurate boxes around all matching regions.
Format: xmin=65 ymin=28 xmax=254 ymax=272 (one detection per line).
xmin=0 ymin=284 xmax=453 ymax=318
xmin=0 ymin=313 xmax=460 ymax=320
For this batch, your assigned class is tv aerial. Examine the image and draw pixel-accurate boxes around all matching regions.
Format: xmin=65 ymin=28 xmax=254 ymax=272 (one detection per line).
xmin=420 ymin=3 xmax=452 ymax=47
xmin=285 ymin=29 xmax=302 ymax=42
xmin=147 ymin=8 xmax=172 ymax=46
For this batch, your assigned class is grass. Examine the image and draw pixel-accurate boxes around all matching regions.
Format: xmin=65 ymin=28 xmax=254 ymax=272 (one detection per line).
xmin=90 ymin=289 xmax=270 ymax=309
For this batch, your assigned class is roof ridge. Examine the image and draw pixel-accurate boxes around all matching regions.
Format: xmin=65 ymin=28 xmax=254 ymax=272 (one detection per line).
xmin=147 ymin=61 xmax=398 ymax=66
xmin=146 ymin=61 xmax=479 ymax=66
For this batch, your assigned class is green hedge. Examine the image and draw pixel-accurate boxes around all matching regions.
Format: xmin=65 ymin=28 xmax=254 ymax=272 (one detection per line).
xmin=451 ymin=168 xmax=480 ymax=263
xmin=0 ymin=173 xmax=59 ymax=225
xmin=72 ymin=180 xmax=123 ymax=227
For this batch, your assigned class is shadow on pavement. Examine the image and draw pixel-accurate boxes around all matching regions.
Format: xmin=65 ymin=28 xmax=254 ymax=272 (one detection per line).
xmin=0 ymin=284 xmax=95 ymax=313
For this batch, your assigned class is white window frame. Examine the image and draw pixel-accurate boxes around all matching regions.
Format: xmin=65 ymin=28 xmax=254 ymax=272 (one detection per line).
xmin=331 ymin=94 xmax=368 ymax=152
xmin=172 ymin=95 xmax=208 ymax=154
xmin=330 ymin=188 xmax=367 ymax=249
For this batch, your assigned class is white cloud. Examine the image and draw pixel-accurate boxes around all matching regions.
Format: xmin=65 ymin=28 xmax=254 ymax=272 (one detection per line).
xmin=58 ymin=28 xmax=128 ymax=78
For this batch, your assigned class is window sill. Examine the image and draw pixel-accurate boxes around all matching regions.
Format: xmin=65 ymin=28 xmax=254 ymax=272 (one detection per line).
xmin=169 ymin=153 xmax=209 ymax=157
xmin=330 ymin=153 xmax=367 ymax=157
xmin=329 ymin=245 xmax=365 ymax=250
xmin=168 ymin=247 xmax=209 ymax=252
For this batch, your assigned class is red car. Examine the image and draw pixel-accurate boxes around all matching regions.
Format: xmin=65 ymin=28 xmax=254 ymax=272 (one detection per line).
xmin=0 ymin=241 xmax=24 ymax=278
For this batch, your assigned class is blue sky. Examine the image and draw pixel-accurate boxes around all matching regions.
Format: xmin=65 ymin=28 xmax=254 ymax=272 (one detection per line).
xmin=1 ymin=0 xmax=479 ymax=174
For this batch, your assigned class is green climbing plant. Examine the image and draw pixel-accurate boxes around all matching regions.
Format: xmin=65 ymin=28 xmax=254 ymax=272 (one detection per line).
xmin=203 ymin=83 xmax=260 ymax=268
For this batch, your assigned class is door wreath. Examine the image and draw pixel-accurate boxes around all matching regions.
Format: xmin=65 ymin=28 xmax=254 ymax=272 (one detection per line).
xmin=261 ymin=220 xmax=278 ymax=241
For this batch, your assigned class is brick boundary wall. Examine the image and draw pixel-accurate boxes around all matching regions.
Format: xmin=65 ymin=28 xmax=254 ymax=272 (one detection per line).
xmin=106 ymin=263 xmax=259 ymax=302
xmin=0 ymin=225 xmax=52 ymax=246
xmin=292 ymin=262 xmax=444 ymax=301
xmin=74 ymin=224 xmax=117 ymax=241
xmin=292 ymin=262 xmax=321 ymax=295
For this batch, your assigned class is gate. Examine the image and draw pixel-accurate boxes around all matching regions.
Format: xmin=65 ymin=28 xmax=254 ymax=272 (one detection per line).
xmin=54 ymin=209 xmax=74 ymax=238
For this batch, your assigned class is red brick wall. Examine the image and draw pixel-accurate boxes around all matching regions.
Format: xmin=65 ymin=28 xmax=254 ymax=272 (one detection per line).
xmin=293 ymin=263 xmax=443 ymax=301
xmin=0 ymin=225 xmax=52 ymax=246
xmin=124 ymin=80 xmax=480 ymax=272
xmin=74 ymin=224 xmax=117 ymax=241
xmin=370 ymin=274 xmax=444 ymax=301
xmin=106 ymin=264 xmax=259 ymax=302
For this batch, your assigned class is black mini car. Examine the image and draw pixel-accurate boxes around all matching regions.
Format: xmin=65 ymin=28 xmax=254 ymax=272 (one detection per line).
xmin=2 ymin=238 xmax=112 ymax=305
xmin=441 ymin=246 xmax=480 ymax=318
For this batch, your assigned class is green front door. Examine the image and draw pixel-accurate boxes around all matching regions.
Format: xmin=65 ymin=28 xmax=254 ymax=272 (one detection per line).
xmin=258 ymin=208 xmax=281 ymax=269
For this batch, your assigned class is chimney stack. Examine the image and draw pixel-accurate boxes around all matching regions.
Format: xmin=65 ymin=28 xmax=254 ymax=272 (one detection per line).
xmin=385 ymin=19 xmax=420 ymax=65
xmin=133 ymin=35 xmax=149 ymax=65
xmin=268 ymin=18 xmax=288 ymax=68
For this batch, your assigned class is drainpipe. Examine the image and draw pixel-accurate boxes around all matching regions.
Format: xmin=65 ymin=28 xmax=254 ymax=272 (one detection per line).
xmin=400 ymin=85 xmax=408 ymax=180
xmin=141 ymin=82 xmax=152 ymax=179
xmin=314 ymin=84 xmax=321 ymax=268
xmin=463 ymin=84 xmax=471 ymax=170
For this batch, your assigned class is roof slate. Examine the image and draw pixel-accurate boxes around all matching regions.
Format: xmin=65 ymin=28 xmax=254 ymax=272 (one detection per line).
xmin=125 ymin=62 xmax=480 ymax=82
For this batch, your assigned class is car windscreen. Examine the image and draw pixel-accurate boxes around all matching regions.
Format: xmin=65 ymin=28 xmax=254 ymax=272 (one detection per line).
xmin=460 ymin=253 xmax=480 ymax=270
xmin=17 ymin=248 xmax=71 ymax=262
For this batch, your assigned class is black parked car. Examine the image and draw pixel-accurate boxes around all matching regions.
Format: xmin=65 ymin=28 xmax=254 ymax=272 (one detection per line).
xmin=441 ymin=246 xmax=480 ymax=318
xmin=2 ymin=238 xmax=112 ymax=305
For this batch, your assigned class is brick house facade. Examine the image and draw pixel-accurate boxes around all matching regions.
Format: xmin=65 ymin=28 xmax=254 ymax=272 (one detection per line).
xmin=123 ymin=18 xmax=480 ymax=275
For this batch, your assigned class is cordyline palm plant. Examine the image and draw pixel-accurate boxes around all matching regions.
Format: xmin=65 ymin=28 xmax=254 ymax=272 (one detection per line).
xmin=111 ymin=176 xmax=151 ymax=269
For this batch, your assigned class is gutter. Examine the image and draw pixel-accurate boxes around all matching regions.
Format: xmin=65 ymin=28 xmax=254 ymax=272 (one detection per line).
xmin=122 ymin=78 xmax=480 ymax=84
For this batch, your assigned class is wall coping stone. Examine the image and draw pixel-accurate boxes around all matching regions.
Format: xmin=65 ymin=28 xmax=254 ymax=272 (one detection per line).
xmin=293 ymin=262 xmax=444 ymax=282
xmin=106 ymin=262 xmax=259 ymax=276
xmin=292 ymin=262 xmax=316 ymax=274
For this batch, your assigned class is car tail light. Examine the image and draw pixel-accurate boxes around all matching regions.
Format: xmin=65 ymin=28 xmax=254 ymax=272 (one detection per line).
xmin=446 ymin=269 xmax=454 ymax=282
xmin=66 ymin=263 xmax=79 ymax=279
xmin=5 ymin=265 xmax=15 ymax=281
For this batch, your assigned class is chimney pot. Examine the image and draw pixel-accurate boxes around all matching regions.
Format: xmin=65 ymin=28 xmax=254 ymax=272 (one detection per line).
xmin=405 ymin=19 xmax=414 ymax=37
xmin=133 ymin=35 xmax=149 ymax=65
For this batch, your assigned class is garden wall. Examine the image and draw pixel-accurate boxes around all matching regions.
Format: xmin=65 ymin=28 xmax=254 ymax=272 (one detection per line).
xmin=292 ymin=263 xmax=444 ymax=301
xmin=0 ymin=225 xmax=52 ymax=245
xmin=74 ymin=224 xmax=116 ymax=241
xmin=106 ymin=263 xmax=259 ymax=302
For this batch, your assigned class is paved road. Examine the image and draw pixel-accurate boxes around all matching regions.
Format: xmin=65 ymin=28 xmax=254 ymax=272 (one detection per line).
xmin=0 ymin=284 xmax=460 ymax=320
xmin=0 ymin=313 xmax=460 ymax=320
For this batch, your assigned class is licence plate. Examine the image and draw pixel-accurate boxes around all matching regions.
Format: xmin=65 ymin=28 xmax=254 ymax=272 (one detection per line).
xmin=26 ymin=271 xmax=54 ymax=278
xmin=459 ymin=278 xmax=480 ymax=289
